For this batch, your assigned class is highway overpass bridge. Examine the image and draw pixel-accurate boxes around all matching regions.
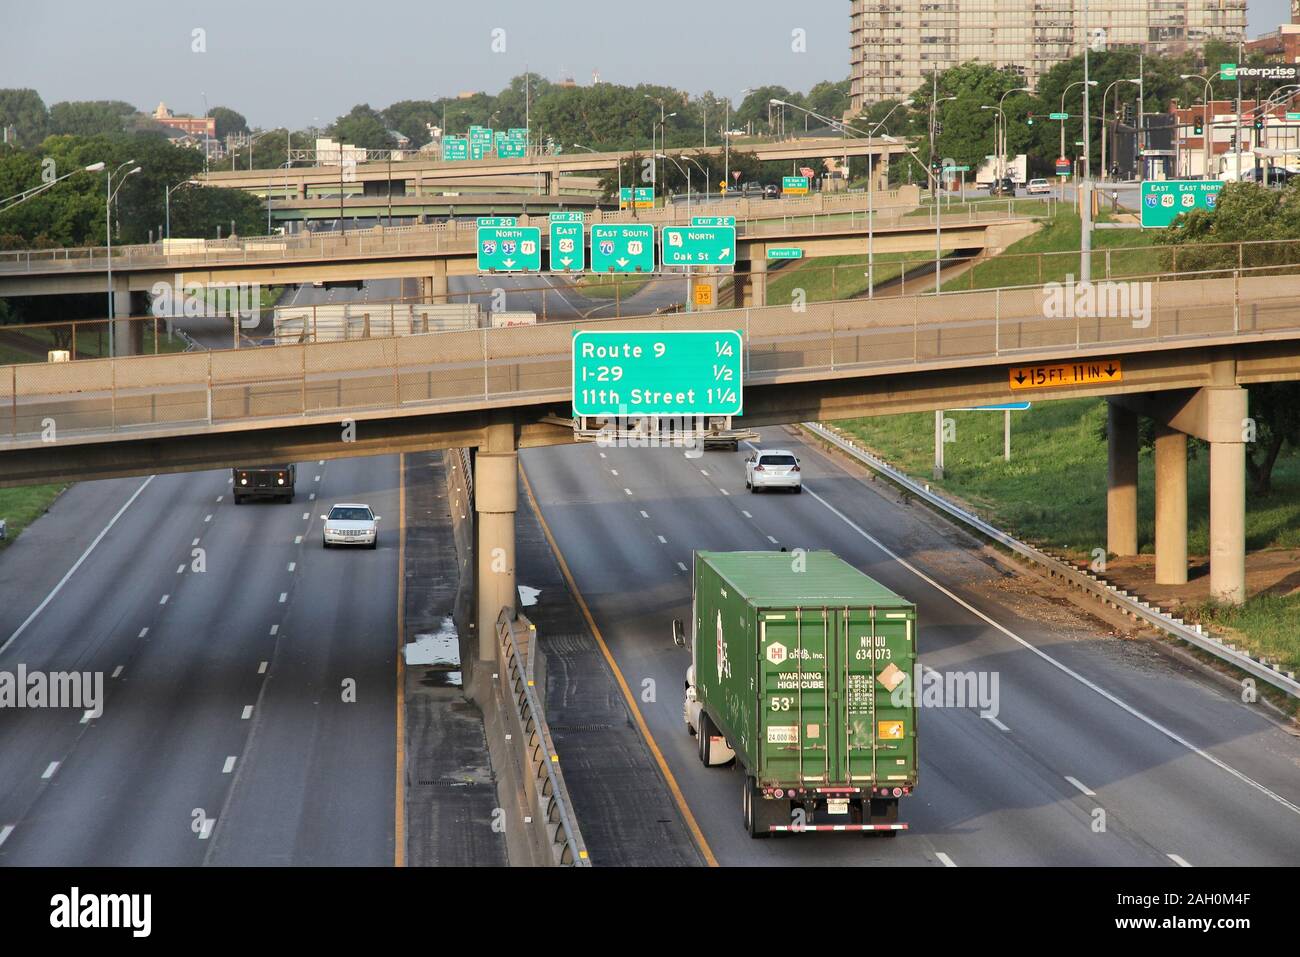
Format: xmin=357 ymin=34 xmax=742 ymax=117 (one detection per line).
xmin=2 ymin=269 xmax=1298 ymax=627
xmin=199 ymin=137 xmax=913 ymax=198
xmin=266 ymin=192 xmax=605 ymax=225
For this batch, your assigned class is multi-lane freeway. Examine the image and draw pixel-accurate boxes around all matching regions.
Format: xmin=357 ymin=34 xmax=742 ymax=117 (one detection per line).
xmin=0 ymin=429 xmax=400 ymax=865
xmin=519 ymin=428 xmax=1300 ymax=866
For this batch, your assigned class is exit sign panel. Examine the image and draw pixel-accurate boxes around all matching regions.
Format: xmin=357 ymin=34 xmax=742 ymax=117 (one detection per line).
xmin=572 ymin=330 xmax=743 ymax=416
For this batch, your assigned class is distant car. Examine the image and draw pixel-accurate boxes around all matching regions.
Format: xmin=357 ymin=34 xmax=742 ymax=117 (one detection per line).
xmin=989 ymin=176 xmax=1016 ymax=196
xmin=745 ymin=449 xmax=802 ymax=493
xmin=763 ymin=184 xmax=780 ymax=198
xmin=321 ymin=503 xmax=380 ymax=549
xmin=1026 ymin=178 xmax=1051 ymax=195
xmin=741 ymin=181 xmax=764 ymax=197
xmin=233 ymin=464 xmax=296 ymax=504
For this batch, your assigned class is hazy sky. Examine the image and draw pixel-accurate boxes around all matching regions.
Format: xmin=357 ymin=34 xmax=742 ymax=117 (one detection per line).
xmin=1 ymin=0 xmax=1291 ymax=128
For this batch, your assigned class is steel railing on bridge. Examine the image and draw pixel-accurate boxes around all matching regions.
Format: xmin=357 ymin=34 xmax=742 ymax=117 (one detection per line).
xmin=3 ymin=264 xmax=1298 ymax=446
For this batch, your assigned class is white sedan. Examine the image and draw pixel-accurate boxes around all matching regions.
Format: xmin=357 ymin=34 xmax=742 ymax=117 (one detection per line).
xmin=321 ymin=503 xmax=380 ymax=548
xmin=1026 ymin=178 xmax=1051 ymax=195
xmin=745 ymin=450 xmax=802 ymax=493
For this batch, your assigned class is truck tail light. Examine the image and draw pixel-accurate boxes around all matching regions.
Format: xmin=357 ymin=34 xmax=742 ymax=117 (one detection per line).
xmin=892 ymin=787 xmax=903 ymax=797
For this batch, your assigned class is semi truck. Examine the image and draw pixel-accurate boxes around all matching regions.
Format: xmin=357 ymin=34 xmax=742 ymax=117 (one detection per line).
xmin=675 ymin=550 xmax=918 ymax=837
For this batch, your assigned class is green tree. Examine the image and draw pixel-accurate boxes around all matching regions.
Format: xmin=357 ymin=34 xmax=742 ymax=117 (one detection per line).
xmin=329 ymin=104 xmax=395 ymax=151
xmin=382 ymin=100 xmax=439 ymax=145
xmin=48 ymin=100 xmax=137 ymax=137
xmin=0 ymin=89 xmax=49 ymax=147
xmin=210 ymin=106 xmax=248 ymax=141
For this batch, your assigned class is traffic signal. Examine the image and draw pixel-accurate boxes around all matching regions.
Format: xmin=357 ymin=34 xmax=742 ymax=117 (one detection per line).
xmin=1122 ymin=104 xmax=1135 ymax=126
xmin=1194 ymin=117 xmax=1204 ymax=136
xmin=935 ymin=121 xmax=943 ymax=135
xmin=1027 ymin=114 xmax=1035 ymax=126
xmin=1254 ymin=115 xmax=1264 ymax=131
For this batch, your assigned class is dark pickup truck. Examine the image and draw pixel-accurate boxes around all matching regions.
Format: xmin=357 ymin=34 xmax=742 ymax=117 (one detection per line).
xmin=232 ymin=464 xmax=296 ymax=504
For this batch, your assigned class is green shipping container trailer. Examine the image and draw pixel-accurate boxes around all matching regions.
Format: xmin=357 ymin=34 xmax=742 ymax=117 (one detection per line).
xmin=676 ymin=550 xmax=918 ymax=837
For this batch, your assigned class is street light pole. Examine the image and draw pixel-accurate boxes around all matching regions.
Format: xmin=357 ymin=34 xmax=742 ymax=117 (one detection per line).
xmin=105 ymin=161 xmax=141 ymax=357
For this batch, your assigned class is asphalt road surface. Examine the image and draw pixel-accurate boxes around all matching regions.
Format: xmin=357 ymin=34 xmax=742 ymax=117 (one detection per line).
xmin=519 ymin=429 xmax=1300 ymax=866
xmin=0 ymin=454 xmax=400 ymax=866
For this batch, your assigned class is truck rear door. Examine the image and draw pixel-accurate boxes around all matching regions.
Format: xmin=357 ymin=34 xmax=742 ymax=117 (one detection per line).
xmin=756 ymin=608 xmax=833 ymax=787
xmin=839 ymin=607 xmax=917 ymax=787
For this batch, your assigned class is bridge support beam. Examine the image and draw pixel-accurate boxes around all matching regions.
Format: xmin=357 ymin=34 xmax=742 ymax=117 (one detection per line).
xmin=1205 ymin=386 xmax=1248 ymax=605
xmin=110 ymin=279 xmax=142 ymax=357
xmin=475 ymin=421 xmax=517 ymax=663
xmin=1106 ymin=399 xmax=1139 ymax=557
xmin=744 ymin=255 xmax=767 ymax=308
xmin=420 ymin=259 xmax=448 ymax=305
xmin=1154 ymin=425 xmax=1188 ymax=585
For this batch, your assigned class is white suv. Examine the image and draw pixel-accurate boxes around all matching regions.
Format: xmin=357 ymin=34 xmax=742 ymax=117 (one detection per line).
xmin=321 ymin=503 xmax=380 ymax=548
xmin=745 ymin=450 xmax=802 ymax=493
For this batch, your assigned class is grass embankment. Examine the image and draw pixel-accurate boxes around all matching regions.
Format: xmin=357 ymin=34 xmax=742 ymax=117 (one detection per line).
xmin=765 ymin=251 xmax=933 ymax=304
xmin=0 ymin=484 xmax=66 ymax=551
xmin=573 ymin=274 xmax=654 ymax=302
xmin=830 ymin=398 xmax=1300 ymax=674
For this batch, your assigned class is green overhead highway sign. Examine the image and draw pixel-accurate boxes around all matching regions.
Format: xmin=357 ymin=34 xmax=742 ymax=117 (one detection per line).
xmin=691 ymin=215 xmax=736 ymax=227
xmin=442 ymin=136 xmax=468 ymax=161
xmin=661 ymin=225 xmax=736 ymax=268
xmin=767 ymin=247 xmax=803 ymax=260
xmin=476 ymin=217 xmax=516 ymax=227
xmin=590 ymin=224 xmax=655 ymax=273
xmin=782 ymin=175 xmax=810 ymax=194
xmin=1140 ymin=180 xmax=1223 ymax=228
xmin=620 ymin=187 xmax=655 ymax=209
xmin=477 ymin=225 xmax=541 ymax=272
xmin=549 ymin=213 xmax=585 ymax=272
xmin=572 ymin=329 xmax=744 ymax=417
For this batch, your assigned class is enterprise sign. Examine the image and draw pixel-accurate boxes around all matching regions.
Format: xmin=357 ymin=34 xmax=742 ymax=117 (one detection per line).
xmin=1220 ymin=63 xmax=1299 ymax=82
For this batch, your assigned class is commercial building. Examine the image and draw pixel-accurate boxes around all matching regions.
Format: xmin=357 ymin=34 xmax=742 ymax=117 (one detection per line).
xmin=849 ymin=0 xmax=1247 ymax=112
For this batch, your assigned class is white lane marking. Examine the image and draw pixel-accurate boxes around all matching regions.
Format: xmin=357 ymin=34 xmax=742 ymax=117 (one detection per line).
xmin=269 ymin=624 xmax=279 ymax=636
xmin=1065 ymin=776 xmax=1096 ymax=797
xmin=41 ymin=762 xmax=59 ymax=780
xmin=1168 ymin=854 xmax=1193 ymax=868
xmin=287 ymin=562 xmax=296 ymax=572
xmin=222 ymin=757 xmax=237 ymax=774
xmin=258 ymin=661 xmax=268 ymax=674
xmin=205 ymin=514 xmax=213 ymax=523
xmin=700 ymin=470 xmax=710 ymax=476
xmin=983 ymin=715 xmax=1011 ymax=732
xmin=657 ymin=535 xmax=667 ymax=544
xmin=314 ymin=475 xmax=321 ymax=482
xmin=318 ymin=460 xmax=324 ymax=466
xmin=302 ymin=512 xmax=310 ymax=520
xmin=176 ymin=565 xmax=185 ymax=574
xmin=677 ymin=562 xmax=688 ymax=572
xmin=294 ymin=536 xmax=303 ymax=545
xmin=801 ymin=484 xmax=1300 ymax=820
xmin=742 ymin=510 xmax=753 ymax=518
xmin=623 ymin=488 xmax=633 ymax=496
xmin=598 ymin=452 xmax=607 ymax=459
xmin=309 ymin=493 xmax=316 ymax=501
xmin=80 ymin=710 xmax=94 ymax=724
xmin=610 ymin=469 xmax=619 ymax=476
xmin=216 ymin=495 xmax=223 ymax=503
xmin=159 ymin=594 xmax=169 ymax=605
xmin=0 ymin=825 xmax=13 ymax=848
xmin=199 ymin=818 xmax=215 ymax=839
xmin=192 ymin=538 xmax=200 ymax=547
xmin=278 ymin=592 xmax=288 ymax=603
xmin=111 ymin=666 xmax=123 ymax=678
xmin=936 ymin=852 xmax=957 ymax=867
xmin=766 ymin=535 xmax=779 ymax=544
xmin=1 ymin=476 xmax=154 ymax=657
xmin=241 ymin=706 xmax=254 ymax=720
xmin=138 ymin=627 xmax=148 ymax=638
xmin=720 ymin=488 xmax=729 ymax=496
xmin=639 ymin=510 xmax=649 ymax=519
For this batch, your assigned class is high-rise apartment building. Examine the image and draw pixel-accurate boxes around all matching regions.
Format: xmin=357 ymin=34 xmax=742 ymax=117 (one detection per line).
xmin=849 ymin=0 xmax=1247 ymax=113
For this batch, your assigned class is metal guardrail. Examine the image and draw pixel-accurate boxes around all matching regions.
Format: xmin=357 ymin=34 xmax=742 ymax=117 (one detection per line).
xmin=3 ymin=267 xmax=1300 ymax=446
xmin=495 ymin=609 xmax=590 ymax=866
xmin=801 ymin=422 xmax=1300 ymax=699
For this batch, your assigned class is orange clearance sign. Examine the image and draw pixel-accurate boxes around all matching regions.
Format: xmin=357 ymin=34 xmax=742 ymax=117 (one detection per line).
xmin=1009 ymin=360 xmax=1122 ymax=390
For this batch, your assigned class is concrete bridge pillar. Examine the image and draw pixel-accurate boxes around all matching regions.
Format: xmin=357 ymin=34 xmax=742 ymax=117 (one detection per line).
xmin=475 ymin=421 xmax=517 ymax=663
xmin=745 ymin=254 xmax=767 ymax=308
xmin=548 ymin=167 xmax=561 ymax=197
xmin=421 ymin=259 xmax=448 ymax=304
xmin=110 ymin=277 xmax=142 ymax=357
xmin=1154 ymin=425 xmax=1188 ymax=585
xmin=1106 ymin=399 xmax=1139 ymax=557
xmin=1204 ymin=387 xmax=1248 ymax=605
